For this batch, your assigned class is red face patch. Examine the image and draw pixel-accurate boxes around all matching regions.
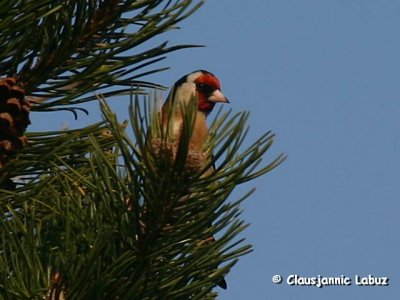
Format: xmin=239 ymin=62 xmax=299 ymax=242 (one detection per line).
xmin=194 ymin=73 xmax=221 ymax=91
xmin=194 ymin=73 xmax=221 ymax=113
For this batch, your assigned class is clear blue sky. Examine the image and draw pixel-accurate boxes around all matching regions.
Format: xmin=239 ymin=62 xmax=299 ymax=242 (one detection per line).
xmin=31 ymin=1 xmax=400 ymax=299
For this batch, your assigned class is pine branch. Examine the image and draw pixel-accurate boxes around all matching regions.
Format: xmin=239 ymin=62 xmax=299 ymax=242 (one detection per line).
xmin=0 ymin=94 xmax=285 ymax=298
xmin=0 ymin=1 xmax=204 ymax=112
xmin=1 ymin=2 xmax=286 ymax=299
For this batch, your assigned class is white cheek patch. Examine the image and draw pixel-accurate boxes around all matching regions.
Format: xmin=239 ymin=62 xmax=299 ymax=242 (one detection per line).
xmin=176 ymin=82 xmax=196 ymax=104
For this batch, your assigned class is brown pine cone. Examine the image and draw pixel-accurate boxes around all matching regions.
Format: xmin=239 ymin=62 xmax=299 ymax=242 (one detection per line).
xmin=0 ymin=77 xmax=31 ymax=167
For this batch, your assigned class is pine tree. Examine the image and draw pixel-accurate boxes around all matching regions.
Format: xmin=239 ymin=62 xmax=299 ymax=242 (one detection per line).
xmin=0 ymin=1 xmax=285 ymax=299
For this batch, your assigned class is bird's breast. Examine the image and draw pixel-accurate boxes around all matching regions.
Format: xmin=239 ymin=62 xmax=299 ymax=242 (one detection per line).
xmin=166 ymin=111 xmax=209 ymax=150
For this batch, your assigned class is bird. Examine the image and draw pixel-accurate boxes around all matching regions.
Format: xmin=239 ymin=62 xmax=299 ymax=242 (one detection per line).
xmin=154 ymin=70 xmax=229 ymax=289
xmin=156 ymin=70 xmax=229 ymax=175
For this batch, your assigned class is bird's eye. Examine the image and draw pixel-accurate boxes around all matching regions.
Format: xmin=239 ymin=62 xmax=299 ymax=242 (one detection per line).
xmin=196 ymin=83 xmax=213 ymax=94
xmin=197 ymin=83 xmax=206 ymax=91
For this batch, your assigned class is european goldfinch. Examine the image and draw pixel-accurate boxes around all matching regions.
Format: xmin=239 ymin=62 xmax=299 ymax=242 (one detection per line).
xmin=158 ymin=70 xmax=229 ymax=289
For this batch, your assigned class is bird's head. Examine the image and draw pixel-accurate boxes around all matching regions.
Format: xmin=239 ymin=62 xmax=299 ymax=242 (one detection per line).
xmin=172 ymin=70 xmax=229 ymax=114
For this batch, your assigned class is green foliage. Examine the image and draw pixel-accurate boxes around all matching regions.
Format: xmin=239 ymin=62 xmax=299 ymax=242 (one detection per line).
xmin=0 ymin=95 xmax=285 ymax=299
xmin=0 ymin=0 xmax=204 ymax=114
xmin=0 ymin=1 xmax=286 ymax=299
